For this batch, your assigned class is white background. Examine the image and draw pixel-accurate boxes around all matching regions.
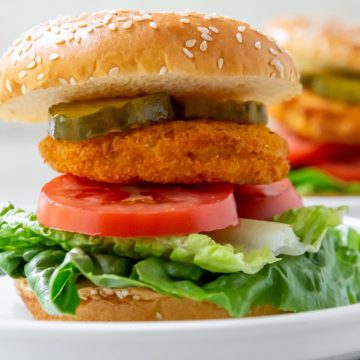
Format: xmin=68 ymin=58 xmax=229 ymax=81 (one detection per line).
xmin=0 ymin=0 xmax=359 ymax=205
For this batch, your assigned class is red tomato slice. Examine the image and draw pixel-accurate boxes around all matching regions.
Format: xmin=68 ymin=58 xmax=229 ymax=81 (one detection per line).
xmin=274 ymin=123 xmax=360 ymax=168
xmin=37 ymin=175 xmax=238 ymax=237
xmin=316 ymin=161 xmax=360 ymax=182
xmin=234 ymin=179 xmax=303 ymax=221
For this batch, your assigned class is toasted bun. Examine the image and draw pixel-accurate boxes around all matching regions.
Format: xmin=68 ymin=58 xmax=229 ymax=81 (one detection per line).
xmin=14 ymin=278 xmax=282 ymax=321
xmin=0 ymin=9 xmax=300 ymax=122
xmin=265 ymin=17 xmax=360 ymax=74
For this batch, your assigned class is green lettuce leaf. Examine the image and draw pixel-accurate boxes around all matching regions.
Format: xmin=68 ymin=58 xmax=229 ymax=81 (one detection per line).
xmin=1 ymin=225 xmax=358 ymax=317
xmin=289 ymin=168 xmax=360 ymax=195
xmin=0 ymin=203 xmax=344 ymax=275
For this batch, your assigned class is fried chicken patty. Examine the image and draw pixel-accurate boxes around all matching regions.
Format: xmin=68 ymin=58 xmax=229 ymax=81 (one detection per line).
xmin=270 ymin=90 xmax=360 ymax=145
xmin=39 ymin=120 xmax=289 ymax=185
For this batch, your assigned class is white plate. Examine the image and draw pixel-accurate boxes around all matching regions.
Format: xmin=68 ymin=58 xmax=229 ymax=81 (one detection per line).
xmin=1 ymin=217 xmax=360 ymax=360
xmin=304 ymin=196 xmax=360 ymax=218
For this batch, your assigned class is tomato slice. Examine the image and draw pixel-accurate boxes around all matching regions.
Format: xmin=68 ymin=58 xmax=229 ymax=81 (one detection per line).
xmin=37 ymin=175 xmax=238 ymax=237
xmin=234 ymin=179 xmax=303 ymax=221
xmin=274 ymin=123 xmax=360 ymax=168
xmin=316 ymin=161 xmax=360 ymax=181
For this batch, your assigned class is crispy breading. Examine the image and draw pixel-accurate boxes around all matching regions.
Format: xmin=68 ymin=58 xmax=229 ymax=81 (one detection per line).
xmin=39 ymin=120 xmax=289 ymax=185
xmin=270 ymin=90 xmax=360 ymax=145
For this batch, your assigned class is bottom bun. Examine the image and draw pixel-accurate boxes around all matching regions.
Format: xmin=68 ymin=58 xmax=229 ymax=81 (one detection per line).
xmin=14 ymin=278 xmax=282 ymax=321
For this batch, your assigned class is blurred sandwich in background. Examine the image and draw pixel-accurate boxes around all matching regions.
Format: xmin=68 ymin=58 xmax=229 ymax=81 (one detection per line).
xmin=265 ymin=17 xmax=360 ymax=195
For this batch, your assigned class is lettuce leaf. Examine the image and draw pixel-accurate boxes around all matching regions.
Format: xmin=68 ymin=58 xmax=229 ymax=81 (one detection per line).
xmin=0 ymin=202 xmax=357 ymax=317
xmin=0 ymin=203 xmax=344 ymax=275
xmin=1 ymin=226 xmax=359 ymax=317
xmin=289 ymin=168 xmax=360 ymax=195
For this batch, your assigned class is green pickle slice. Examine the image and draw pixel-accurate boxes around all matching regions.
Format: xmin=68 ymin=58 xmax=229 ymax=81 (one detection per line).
xmin=49 ymin=94 xmax=268 ymax=141
xmin=302 ymin=73 xmax=360 ymax=103
xmin=173 ymin=98 xmax=267 ymax=124
xmin=49 ymin=94 xmax=174 ymax=141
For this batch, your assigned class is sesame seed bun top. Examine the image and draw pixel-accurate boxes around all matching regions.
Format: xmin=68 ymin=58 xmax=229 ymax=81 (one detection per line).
xmin=0 ymin=9 xmax=301 ymax=122
xmin=264 ymin=17 xmax=360 ymax=75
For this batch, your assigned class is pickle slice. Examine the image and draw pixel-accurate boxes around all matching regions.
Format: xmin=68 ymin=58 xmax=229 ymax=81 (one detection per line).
xmin=302 ymin=74 xmax=360 ymax=103
xmin=49 ymin=94 xmax=268 ymax=141
xmin=49 ymin=93 xmax=174 ymax=141
xmin=173 ymin=98 xmax=268 ymax=124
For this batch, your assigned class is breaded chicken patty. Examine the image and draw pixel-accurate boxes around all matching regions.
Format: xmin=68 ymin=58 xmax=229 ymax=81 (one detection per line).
xmin=39 ymin=120 xmax=289 ymax=185
xmin=270 ymin=90 xmax=360 ymax=145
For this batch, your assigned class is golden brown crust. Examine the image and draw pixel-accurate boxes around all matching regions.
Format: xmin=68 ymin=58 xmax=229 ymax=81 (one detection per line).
xmin=38 ymin=120 xmax=289 ymax=185
xmin=270 ymin=90 xmax=360 ymax=145
xmin=265 ymin=17 xmax=360 ymax=74
xmin=14 ymin=278 xmax=282 ymax=321
xmin=0 ymin=10 xmax=301 ymax=122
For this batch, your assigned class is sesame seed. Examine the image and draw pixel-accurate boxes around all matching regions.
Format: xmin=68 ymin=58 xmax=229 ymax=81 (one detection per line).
xmin=149 ymin=21 xmax=158 ymax=29
xmin=236 ymin=32 xmax=243 ymax=43
xmin=209 ymin=26 xmax=219 ymax=33
xmin=269 ymin=48 xmax=278 ymax=56
xmin=179 ymin=11 xmax=189 ymax=17
xmin=35 ymin=55 xmax=42 ymax=64
xmin=52 ymin=27 xmax=60 ymax=35
xmin=23 ymin=42 xmax=32 ymax=52
xmin=18 ymin=70 xmax=27 ymax=79
xmin=68 ymin=34 xmax=75 ymax=42
xmin=90 ymin=289 xmax=98 ymax=296
xmin=200 ymin=40 xmax=207 ymax=51
xmin=87 ymin=26 xmax=94 ymax=33
xmin=133 ymin=15 xmax=146 ymax=21
xmin=76 ymin=36 xmax=82 ymax=44
xmin=116 ymin=16 xmax=127 ymax=21
xmin=32 ymin=33 xmax=43 ymax=41
xmin=238 ymin=25 xmax=246 ymax=32
xmin=56 ymin=38 xmax=65 ymax=45
xmin=108 ymin=23 xmax=117 ymax=31
xmin=21 ymin=84 xmax=28 ymax=95
xmin=78 ymin=22 xmax=87 ymax=28
xmin=36 ymin=73 xmax=45 ymax=81
xmin=204 ymin=14 xmax=212 ymax=20
xmin=254 ymin=40 xmax=262 ymax=49
xmin=159 ymin=66 xmax=168 ymax=75
xmin=122 ymin=20 xmax=133 ymax=29
xmin=133 ymin=295 xmax=141 ymax=301
xmin=182 ymin=48 xmax=194 ymax=59
xmin=270 ymin=59 xmax=285 ymax=79
xmin=270 ymin=72 xmax=276 ymax=79
xmin=103 ymin=15 xmax=112 ymax=25
xmin=69 ymin=77 xmax=77 ymax=85
xmin=13 ymin=38 xmax=22 ymax=46
xmin=197 ymin=26 xmax=210 ymax=34
xmin=115 ymin=290 xmax=124 ymax=299
xmin=26 ymin=61 xmax=36 ymax=69
xmin=185 ymin=39 xmax=197 ymax=48
xmin=5 ymin=80 xmax=12 ymax=93
xmin=201 ymin=33 xmax=213 ymax=41
xmin=217 ymin=57 xmax=224 ymax=69
xmin=180 ymin=18 xmax=190 ymax=24
xmin=102 ymin=288 xmax=114 ymax=296
xmin=58 ymin=77 xmax=68 ymax=85
xmin=89 ymin=76 xmax=95 ymax=81
xmin=94 ymin=23 xmax=104 ymax=28
xmin=49 ymin=53 xmax=60 ymax=61
xmin=142 ymin=13 xmax=152 ymax=20
xmin=155 ymin=312 xmax=163 ymax=320
xmin=29 ymin=53 xmax=36 ymax=61
xmin=108 ymin=67 xmax=120 ymax=76
xmin=69 ymin=27 xmax=77 ymax=33
xmin=122 ymin=289 xmax=129 ymax=297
